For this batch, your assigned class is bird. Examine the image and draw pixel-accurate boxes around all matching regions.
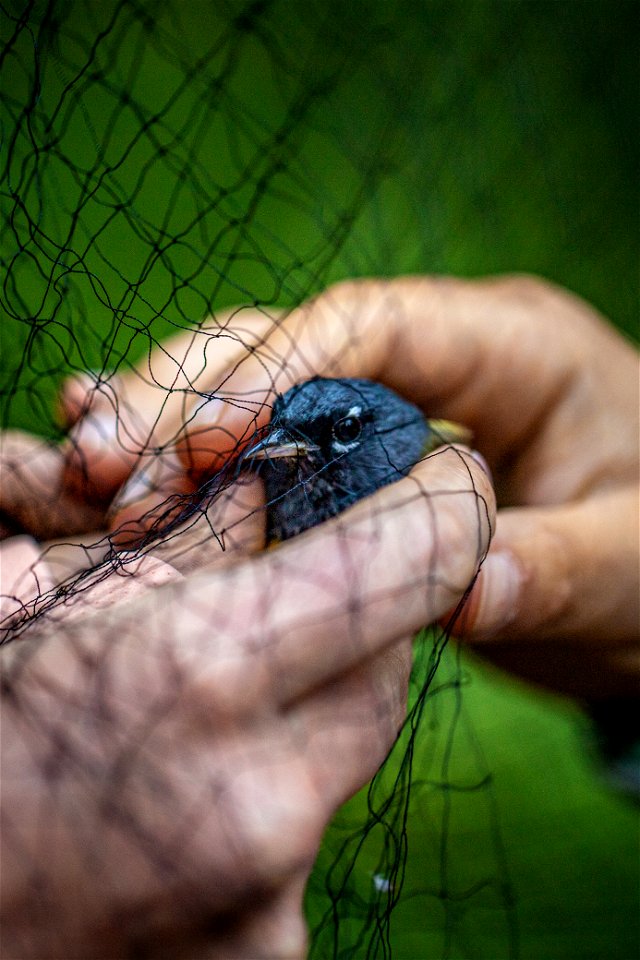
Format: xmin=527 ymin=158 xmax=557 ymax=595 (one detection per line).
xmin=243 ymin=376 xmax=471 ymax=543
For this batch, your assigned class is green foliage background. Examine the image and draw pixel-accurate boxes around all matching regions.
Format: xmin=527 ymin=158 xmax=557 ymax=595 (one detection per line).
xmin=1 ymin=2 xmax=638 ymax=958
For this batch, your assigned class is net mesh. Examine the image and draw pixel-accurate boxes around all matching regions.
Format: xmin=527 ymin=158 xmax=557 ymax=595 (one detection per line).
xmin=1 ymin=2 xmax=637 ymax=958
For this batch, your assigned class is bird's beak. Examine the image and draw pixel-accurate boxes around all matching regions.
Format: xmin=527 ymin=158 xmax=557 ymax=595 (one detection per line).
xmin=426 ymin=419 xmax=474 ymax=447
xmin=244 ymin=429 xmax=320 ymax=461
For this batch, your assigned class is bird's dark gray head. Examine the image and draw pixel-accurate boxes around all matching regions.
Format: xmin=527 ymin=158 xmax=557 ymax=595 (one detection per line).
xmin=244 ymin=377 xmax=468 ymax=542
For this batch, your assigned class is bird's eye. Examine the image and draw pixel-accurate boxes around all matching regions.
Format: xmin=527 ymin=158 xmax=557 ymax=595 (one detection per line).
xmin=332 ymin=414 xmax=362 ymax=445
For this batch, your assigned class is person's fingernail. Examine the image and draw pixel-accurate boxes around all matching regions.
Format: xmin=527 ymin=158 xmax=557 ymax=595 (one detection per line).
xmin=470 ymin=550 xmax=522 ymax=637
xmin=469 ymin=450 xmax=493 ymax=483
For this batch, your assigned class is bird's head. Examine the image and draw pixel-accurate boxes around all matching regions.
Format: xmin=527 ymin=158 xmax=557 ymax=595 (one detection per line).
xmin=243 ymin=377 xmax=470 ymax=541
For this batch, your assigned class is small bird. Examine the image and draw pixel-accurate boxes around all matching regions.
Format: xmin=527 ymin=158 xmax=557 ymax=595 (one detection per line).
xmin=244 ymin=377 xmax=471 ymax=543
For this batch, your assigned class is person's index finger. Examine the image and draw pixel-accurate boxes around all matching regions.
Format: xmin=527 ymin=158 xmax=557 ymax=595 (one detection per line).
xmin=173 ymin=446 xmax=495 ymax=708
xmin=1 ymin=432 xmax=105 ymax=538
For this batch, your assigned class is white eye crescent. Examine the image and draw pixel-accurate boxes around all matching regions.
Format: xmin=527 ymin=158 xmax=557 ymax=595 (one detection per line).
xmin=332 ymin=405 xmax=363 ymax=451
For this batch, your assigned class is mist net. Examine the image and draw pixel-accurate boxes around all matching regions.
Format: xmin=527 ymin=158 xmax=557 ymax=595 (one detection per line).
xmin=6 ymin=0 xmax=605 ymax=956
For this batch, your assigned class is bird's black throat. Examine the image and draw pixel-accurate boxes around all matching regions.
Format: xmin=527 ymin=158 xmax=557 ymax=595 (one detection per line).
xmin=258 ymin=449 xmax=351 ymax=542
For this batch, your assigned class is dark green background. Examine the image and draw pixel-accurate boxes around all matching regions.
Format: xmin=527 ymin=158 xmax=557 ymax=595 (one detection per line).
xmin=1 ymin=2 xmax=638 ymax=958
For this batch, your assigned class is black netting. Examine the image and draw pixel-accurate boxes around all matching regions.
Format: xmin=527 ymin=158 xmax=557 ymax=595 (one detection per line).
xmin=1 ymin=2 xmax=637 ymax=959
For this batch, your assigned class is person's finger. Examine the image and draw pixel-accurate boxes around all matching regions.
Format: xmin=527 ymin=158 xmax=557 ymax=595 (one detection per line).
xmin=62 ymin=308 xmax=279 ymax=500
xmin=42 ymin=448 xmax=489 ymax=713
xmin=60 ymin=309 xmax=281 ymax=430
xmin=45 ymin=554 xmax=184 ymax=624
xmin=36 ymin=532 xmax=111 ymax=582
xmin=0 ymin=432 xmax=105 ymax=538
xmin=289 ymin=638 xmax=414 ymax=810
xmin=62 ymin=371 xmax=153 ymax=500
xmin=165 ymin=447 xmax=494 ymax=709
xmin=106 ymin=448 xmax=200 ymax=545
xmin=0 ymin=536 xmax=55 ymax=628
xmin=140 ymin=474 xmax=267 ymax=573
xmin=0 ymin=542 xmax=181 ymax=640
xmin=17 ymin=473 xmax=264 ymax=627
xmin=455 ymin=486 xmax=638 ymax=652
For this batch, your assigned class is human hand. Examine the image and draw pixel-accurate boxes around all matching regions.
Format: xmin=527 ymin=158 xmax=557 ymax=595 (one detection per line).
xmin=1 ymin=447 xmax=493 ymax=958
xmin=62 ymin=277 xmax=638 ymax=699
xmin=0 ymin=431 xmax=223 ymax=628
